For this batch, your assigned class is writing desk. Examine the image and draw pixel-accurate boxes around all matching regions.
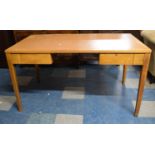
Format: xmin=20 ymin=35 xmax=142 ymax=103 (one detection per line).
xmin=5 ymin=33 xmax=151 ymax=116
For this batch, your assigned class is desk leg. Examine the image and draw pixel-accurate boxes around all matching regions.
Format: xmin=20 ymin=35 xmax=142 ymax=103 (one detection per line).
xmin=122 ymin=65 xmax=127 ymax=84
xmin=6 ymin=54 xmax=22 ymax=112
xmin=134 ymin=54 xmax=150 ymax=116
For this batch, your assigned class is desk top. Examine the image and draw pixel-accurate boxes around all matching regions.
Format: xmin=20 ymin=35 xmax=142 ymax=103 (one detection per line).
xmin=6 ymin=33 xmax=151 ymax=54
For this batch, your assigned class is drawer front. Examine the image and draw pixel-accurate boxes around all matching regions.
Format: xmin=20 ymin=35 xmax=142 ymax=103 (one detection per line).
xmin=11 ymin=54 xmax=53 ymax=64
xmin=99 ymin=54 xmax=144 ymax=65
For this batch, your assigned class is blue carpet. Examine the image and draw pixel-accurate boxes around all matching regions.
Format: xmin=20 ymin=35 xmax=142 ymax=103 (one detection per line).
xmin=0 ymin=65 xmax=155 ymax=124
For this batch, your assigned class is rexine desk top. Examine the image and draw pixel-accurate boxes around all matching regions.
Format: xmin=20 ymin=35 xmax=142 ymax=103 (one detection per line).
xmin=6 ymin=33 xmax=150 ymax=53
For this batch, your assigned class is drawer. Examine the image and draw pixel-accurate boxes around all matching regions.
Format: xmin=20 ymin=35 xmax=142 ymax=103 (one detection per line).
xmin=99 ymin=54 xmax=144 ymax=65
xmin=11 ymin=54 xmax=53 ymax=64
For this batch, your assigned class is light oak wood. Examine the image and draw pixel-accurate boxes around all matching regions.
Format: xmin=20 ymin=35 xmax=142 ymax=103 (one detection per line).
xmin=6 ymin=53 xmax=22 ymax=111
xmin=10 ymin=54 xmax=53 ymax=64
xmin=134 ymin=53 xmax=151 ymax=116
xmin=133 ymin=54 xmax=145 ymax=64
xmin=99 ymin=54 xmax=144 ymax=65
xmin=122 ymin=65 xmax=127 ymax=84
xmin=100 ymin=54 xmax=133 ymax=65
xmin=5 ymin=33 xmax=151 ymax=115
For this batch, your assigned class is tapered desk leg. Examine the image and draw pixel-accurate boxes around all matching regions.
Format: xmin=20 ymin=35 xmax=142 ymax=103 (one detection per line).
xmin=134 ymin=54 xmax=150 ymax=116
xmin=122 ymin=65 xmax=127 ymax=84
xmin=35 ymin=65 xmax=40 ymax=83
xmin=6 ymin=54 xmax=22 ymax=112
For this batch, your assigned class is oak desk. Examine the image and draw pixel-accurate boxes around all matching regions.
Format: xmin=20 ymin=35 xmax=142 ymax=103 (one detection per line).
xmin=5 ymin=33 xmax=151 ymax=116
